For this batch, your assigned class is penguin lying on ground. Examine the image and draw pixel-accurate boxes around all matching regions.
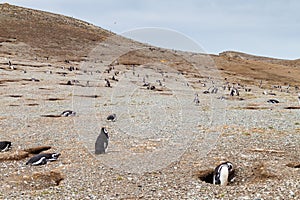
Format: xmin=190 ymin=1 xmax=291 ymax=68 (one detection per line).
xmin=0 ymin=141 xmax=12 ymax=152
xmin=26 ymin=153 xmax=61 ymax=166
xmin=61 ymin=110 xmax=76 ymax=117
xmin=107 ymin=114 xmax=116 ymax=122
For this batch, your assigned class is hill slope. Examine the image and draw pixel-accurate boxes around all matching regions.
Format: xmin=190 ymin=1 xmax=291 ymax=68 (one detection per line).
xmin=0 ymin=3 xmax=112 ymax=61
xmin=1 ymin=3 xmax=300 ymax=87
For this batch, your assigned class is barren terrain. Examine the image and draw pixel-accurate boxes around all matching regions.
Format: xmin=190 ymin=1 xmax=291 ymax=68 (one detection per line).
xmin=0 ymin=4 xmax=299 ymax=200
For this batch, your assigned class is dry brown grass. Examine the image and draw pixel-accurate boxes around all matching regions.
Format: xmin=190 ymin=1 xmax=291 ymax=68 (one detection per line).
xmin=0 ymin=150 xmax=29 ymax=161
xmin=23 ymin=146 xmax=52 ymax=154
xmin=6 ymin=170 xmax=64 ymax=190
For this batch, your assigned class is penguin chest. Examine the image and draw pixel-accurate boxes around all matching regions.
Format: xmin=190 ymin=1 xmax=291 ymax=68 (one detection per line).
xmin=219 ymin=167 xmax=229 ymax=186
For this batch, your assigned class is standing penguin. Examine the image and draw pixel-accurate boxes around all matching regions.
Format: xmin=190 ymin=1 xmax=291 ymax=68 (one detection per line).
xmin=193 ymin=94 xmax=200 ymax=105
xmin=95 ymin=127 xmax=109 ymax=154
xmin=213 ymin=161 xmax=234 ymax=186
xmin=230 ymin=87 xmax=239 ymax=96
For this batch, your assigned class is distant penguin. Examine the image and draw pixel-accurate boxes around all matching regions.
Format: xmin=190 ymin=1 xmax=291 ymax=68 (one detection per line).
xmin=107 ymin=114 xmax=116 ymax=122
xmin=112 ymin=76 xmax=118 ymax=81
xmin=230 ymin=87 xmax=239 ymax=96
xmin=157 ymin=80 xmax=162 ymax=86
xmin=148 ymin=85 xmax=155 ymax=90
xmin=211 ymin=87 xmax=218 ymax=94
xmin=143 ymin=82 xmax=150 ymax=87
xmin=267 ymin=99 xmax=279 ymax=104
xmin=194 ymin=94 xmax=200 ymax=105
xmin=26 ymin=153 xmax=60 ymax=166
xmin=213 ymin=161 xmax=234 ymax=186
xmin=105 ymin=79 xmax=111 ymax=87
xmin=0 ymin=141 xmax=12 ymax=152
xmin=298 ymin=94 xmax=300 ymax=105
xmin=61 ymin=110 xmax=76 ymax=117
xmin=95 ymin=127 xmax=109 ymax=154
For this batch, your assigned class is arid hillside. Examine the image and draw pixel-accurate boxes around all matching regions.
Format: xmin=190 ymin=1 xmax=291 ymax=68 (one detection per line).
xmin=0 ymin=3 xmax=299 ymax=200
xmin=1 ymin=3 xmax=299 ymax=87
xmin=0 ymin=3 xmax=112 ymax=61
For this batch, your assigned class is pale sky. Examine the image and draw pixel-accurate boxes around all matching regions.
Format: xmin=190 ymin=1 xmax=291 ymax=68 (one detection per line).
xmin=2 ymin=0 xmax=300 ymax=59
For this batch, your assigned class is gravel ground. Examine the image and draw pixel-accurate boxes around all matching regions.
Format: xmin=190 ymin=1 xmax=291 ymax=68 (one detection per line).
xmin=0 ymin=37 xmax=299 ymax=200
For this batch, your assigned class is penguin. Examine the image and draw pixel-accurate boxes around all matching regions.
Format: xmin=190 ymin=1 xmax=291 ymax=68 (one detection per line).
xmin=26 ymin=156 xmax=47 ymax=166
xmin=157 ymin=80 xmax=162 ymax=86
xmin=213 ymin=161 xmax=234 ymax=186
xmin=193 ymin=94 xmax=200 ymax=105
xmin=0 ymin=141 xmax=12 ymax=152
xmin=105 ymin=79 xmax=111 ymax=87
xmin=107 ymin=114 xmax=116 ymax=122
xmin=42 ymin=153 xmax=61 ymax=161
xmin=147 ymin=85 xmax=155 ymax=90
xmin=26 ymin=153 xmax=60 ymax=166
xmin=143 ymin=82 xmax=150 ymax=87
xmin=95 ymin=127 xmax=109 ymax=154
xmin=112 ymin=76 xmax=118 ymax=81
xmin=230 ymin=87 xmax=239 ymax=96
xmin=211 ymin=87 xmax=218 ymax=94
xmin=267 ymin=99 xmax=279 ymax=104
xmin=60 ymin=110 xmax=76 ymax=117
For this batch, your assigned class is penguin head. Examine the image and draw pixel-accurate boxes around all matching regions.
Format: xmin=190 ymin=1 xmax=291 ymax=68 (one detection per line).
xmin=225 ymin=162 xmax=234 ymax=171
xmin=101 ymin=127 xmax=109 ymax=139
xmin=52 ymin=153 xmax=61 ymax=159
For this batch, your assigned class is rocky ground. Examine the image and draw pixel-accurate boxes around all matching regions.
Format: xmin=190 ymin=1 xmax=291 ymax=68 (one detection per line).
xmin=0 ymin=3 xmax=299 ymax=200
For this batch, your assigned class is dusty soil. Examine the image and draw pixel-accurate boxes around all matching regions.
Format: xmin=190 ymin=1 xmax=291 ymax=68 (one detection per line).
xmin=0 ymin=3 xmax=299 ymax=200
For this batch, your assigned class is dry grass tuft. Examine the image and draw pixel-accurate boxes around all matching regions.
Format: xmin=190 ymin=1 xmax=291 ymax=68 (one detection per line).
xmin=0 ymin=150 xmax=29 ymax=161
xmin=23 ymin=146 xmax=52 ymax=154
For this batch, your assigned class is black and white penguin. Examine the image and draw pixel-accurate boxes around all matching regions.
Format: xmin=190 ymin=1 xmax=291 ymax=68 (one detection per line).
xmin=230 ymin=87 xmax=239 ymax=96
xmin=0 ymin=141 xmax=12 ymax=152
xmin=42 ymin=153 xmax=61 ymax=161
xmin=267 ymin=99 xmax=279 ymax=104
xmin=107 ymin=114 xmax=116 ymax=122
xmin=95 ymin=127 xmax=109 ymax=154
xmin=60 ymin=110 xmax=76 ymax=117
xmin=105 ymin=79 xmax=111 ymax=87
xmin=143 ymin=82 xmax=150 ymax=87
xmin=147 ymin=85 xmax=155 ymax=90
xmin=194 ymin=94 xmax=200 ymax=105
xmin=213 ymin=161 xmax=234 ymax=186
xmin=26 ymin=153 xmax=61 ymax=166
